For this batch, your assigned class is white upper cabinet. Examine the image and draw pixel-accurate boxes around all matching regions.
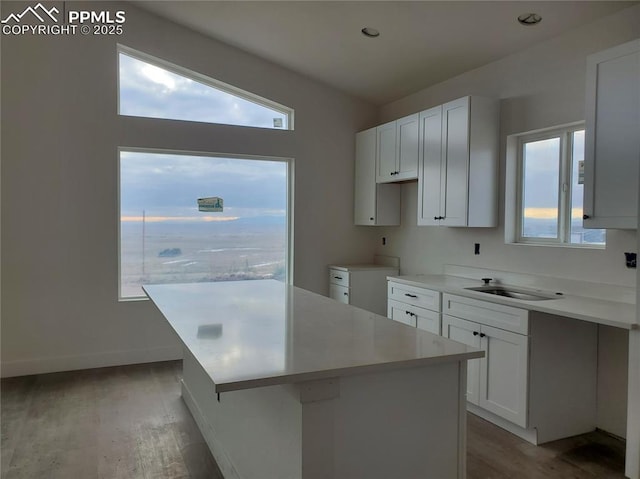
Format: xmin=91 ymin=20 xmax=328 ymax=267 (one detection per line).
xmin=418 ymin=96 xmax=499 ymax=227
xmin=354 ymin=127 xmax=400 ymax=226
xmin=583 ymin=39 xmax=640 ymax=229
xmin=376 ymin=113 xmax=419 ymax=183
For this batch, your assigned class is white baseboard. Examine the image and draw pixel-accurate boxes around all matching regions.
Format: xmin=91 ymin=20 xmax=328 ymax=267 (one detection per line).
xmin=0 ymin=346 xmax=183 ymax=378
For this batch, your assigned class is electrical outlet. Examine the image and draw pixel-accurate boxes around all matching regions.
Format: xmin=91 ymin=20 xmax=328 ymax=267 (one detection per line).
xmin=624 ymin=252 xmax=637 ymax=268
xmin=474 ymin=243 xmax=480 ymax=255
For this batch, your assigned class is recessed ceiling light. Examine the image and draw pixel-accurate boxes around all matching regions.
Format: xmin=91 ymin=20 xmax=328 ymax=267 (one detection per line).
xmin=517 ymin=13 xmax=542 ymax=26
xmin=361 ymin=27 xmax=380 ymax=38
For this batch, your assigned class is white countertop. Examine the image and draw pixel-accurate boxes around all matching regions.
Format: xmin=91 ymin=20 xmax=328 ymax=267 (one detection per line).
xmin=329 ymin=264 xmax=399 ymax=272
xmin=144 ymin=280 xmax=483 ymax=393
xmin=388 ymin=274 xmax=638 ymax=330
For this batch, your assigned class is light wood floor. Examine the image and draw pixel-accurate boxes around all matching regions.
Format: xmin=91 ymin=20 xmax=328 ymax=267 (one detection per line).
xmin=1 ymin=361 xmax=626 ymax=478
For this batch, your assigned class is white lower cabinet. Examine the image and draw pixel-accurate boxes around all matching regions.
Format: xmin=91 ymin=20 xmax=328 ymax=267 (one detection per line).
xmin=329 ymin=265 xmax=399 ymax=315
xmin=387 ymin=281 xmax=441 ymax=335
xmin=443 ymin=293 xmax=597 ymax=444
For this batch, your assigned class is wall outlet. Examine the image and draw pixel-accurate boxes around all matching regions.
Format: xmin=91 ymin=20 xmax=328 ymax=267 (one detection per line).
xmin=474 ymin=243 xmax=480 ymax=255
xmin=624 ymin=252 xmax=636 ymax=268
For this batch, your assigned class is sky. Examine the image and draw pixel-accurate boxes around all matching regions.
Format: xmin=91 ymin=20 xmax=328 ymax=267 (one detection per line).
xmin=118 ymin=51 xmax=289 ymax=223
xmin=120 ymin=151 xmax=288 ymax=222
xmin=118 ymin=52 xmax=289 ymax=129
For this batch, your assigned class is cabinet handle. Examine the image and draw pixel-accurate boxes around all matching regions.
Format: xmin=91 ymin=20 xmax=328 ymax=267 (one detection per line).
xmin=370 ymin=217 xmax=374 ymax=221
xmin=343 ymin=292 xmax=348 ymax=296
xmin=583 ymin=214 xmax=590 ymax=220
xmin=334 ymin=276 xmax=343 ymax=280
xmin=473 ymin=331 xmax=479 ymax=336
xmin=404 ymin=293 xmax=418 ymax=298
xmin=434 ymin=216 xmax=445 ymax=220
xmin=480 ymin=333 xmax=486 ymax=338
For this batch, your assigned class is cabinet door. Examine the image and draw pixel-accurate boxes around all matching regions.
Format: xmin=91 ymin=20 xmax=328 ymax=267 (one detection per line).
xmin=388 ymin=300 xmax=418 ymax=327
xmin=417 ymin=106 xmax=443 ymax=226
xmin=354 ymin=128 xmax=400 ymax=226
xmin=395 ymin=113 xmax=419 ymax=180
xmin=584 ymin=40 xmax=640 ymax=229
xmin=376 ymin=121 xmax=397 ymax=183
xmin=354 ymin=128 xmax=377 ymax=225
xmin=479 ymin=324 xmax=529 ymax=428
xmin=441 ymin=97 xmax=470 ymax=227
xmin=442 ymin=315 xmax=481 ymax=405
xmin=415 ymin=308 xmax=441 ymax=335
xmin=329 ymin=284 xmax=350 ymax=304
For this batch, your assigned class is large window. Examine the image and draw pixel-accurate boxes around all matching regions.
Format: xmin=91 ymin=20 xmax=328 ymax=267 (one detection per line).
xmin=516 ymin=125 xmax=605 ymax=246
xmin=118 ymin=45 xmax=293 ymax=130
xmin=119 ymin=150 xmax=291 ymax=299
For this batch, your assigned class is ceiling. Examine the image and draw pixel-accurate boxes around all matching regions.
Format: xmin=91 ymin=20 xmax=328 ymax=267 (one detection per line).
xmin=135 ymin=1 xmax=637 ymax=105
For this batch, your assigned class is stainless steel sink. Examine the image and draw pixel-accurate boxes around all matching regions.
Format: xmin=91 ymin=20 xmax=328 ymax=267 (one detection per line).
xmin=464 ymin=285 xmax=561 ymax=301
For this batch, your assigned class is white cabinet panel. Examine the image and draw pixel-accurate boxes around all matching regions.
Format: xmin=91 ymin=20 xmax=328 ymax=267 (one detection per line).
xmin=479 ymin=324 xmax=529 ymax=428
xmin=443 ymin=314 xmax=481 ymax=405
xmin=584 ymin=39 xmax=640 ymax=229
xmin=376 ymin=114 xmax=419 ymax=183
xmin=443 ymin=293 xmax=529 ymax=335
xmin=415 ymin=308 xmax=441 ymax=335
xmin=329 ymin=284 xmax=349 ymax=304
xmin=418 ymin=106 xmax=443 ymax=225
xmin=354 ymin=127 xmax=400 ymax=226
xmin=396 ymin=113 xmax=420 ymax=180
xmin=417 ymin=96 xmax=499 ymax=227
xmin=376 ymin=121 xmax=398 ymax=182
xmin=388 ymin=300 xmax=418 ymax=327
xmin=329 ymin=265 xmax=398 ymax=315
xmin=388 ymin=282 xmax=441 ymax=312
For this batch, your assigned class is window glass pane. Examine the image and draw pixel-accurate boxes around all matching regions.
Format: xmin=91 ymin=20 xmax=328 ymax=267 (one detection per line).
xmin=118 ymin=52 xmax=290 ymax=129
xmin=119 ymin=151 xmax=288 ymax=299
xmin=521 ymin=138 xmax=560 ymax=239
xmin=569 ymin=130 xmax=606 ymax=245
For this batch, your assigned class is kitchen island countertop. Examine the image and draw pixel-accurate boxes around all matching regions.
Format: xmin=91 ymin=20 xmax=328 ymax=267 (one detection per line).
xmin=144 ymin=279 xmax=482 ymax=393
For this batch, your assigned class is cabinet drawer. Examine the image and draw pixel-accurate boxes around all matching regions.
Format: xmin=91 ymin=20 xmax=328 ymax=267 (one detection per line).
xmin=388 ymin=281 xmax=441 ymax=311
xmin=329 ymin=284 xmax=350 ymax=304
xmin=329 ymin=269 xmax=350 ymax=287
xmin=388 ymin=299 xmax=417 ymax=327
xmin=442 ymin=293 xmax=528 ymax=335
xmin=388 ymin=300 xmax=441 ymax=334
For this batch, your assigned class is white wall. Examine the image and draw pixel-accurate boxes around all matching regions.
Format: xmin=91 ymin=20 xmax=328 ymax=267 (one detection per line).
xmin=374 ymin=5 xmax=640 ymax=438
xmin=0 ymin=1 xmax=378 ymax=377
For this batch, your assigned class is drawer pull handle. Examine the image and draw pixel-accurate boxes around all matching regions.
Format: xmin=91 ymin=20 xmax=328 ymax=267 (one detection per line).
xmin=404 ymin=293 xmax=418 ymax=298
xmin=334 ymin=276 xmax=343 ymax=280
xmin=343 ymin=292 xmax=348 ymax=296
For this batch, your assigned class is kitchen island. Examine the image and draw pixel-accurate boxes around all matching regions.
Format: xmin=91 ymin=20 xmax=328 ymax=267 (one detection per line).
xmin=144 ymin=280 xmax=482 ymax=479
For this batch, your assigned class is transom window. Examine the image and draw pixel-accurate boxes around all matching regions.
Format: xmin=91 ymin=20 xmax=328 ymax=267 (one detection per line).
xmin=515 ymin=124 xmax=605 ymax=247
xmin=118 ymin=45 xmax=293 ymax=130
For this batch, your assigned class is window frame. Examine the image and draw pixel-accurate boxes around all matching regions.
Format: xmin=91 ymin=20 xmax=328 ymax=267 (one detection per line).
xmin=514 ymin=122 xmax=604 ymax=248
xmin=117 ymin=147 xmax=294 ymax=301
xmin=117 ymin=44 xmax=295 ymax=130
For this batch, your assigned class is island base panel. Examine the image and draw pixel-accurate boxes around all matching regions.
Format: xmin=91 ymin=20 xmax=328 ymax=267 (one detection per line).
xmin=181 ymin=349 xmax=467 ymax=479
